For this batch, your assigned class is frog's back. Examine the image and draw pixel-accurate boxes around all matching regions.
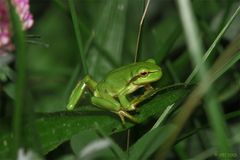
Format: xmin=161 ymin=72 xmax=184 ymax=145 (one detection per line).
xmin=96 ymin=63 xmax=135 ymax=96
xmin=96 ymin=62 xmax=156 ymax=96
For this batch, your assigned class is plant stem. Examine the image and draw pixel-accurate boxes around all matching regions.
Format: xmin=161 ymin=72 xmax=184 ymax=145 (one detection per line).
xmin=68 ymin=0 xmax=88 ymax=74
xmin=8 ymin=0 xmax=27 ymax=157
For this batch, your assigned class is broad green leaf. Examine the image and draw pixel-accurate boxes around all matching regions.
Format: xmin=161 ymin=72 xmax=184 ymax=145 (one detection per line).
xmin=0 ymin=86 xmax=190 ymax=158
xmin=87 ymin=0 xmax=128 ymax=80
xmin=151 ymin=13 xmax=182 ymax=63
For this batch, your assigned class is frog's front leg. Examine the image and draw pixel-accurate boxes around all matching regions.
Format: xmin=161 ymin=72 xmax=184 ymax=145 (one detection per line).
xmin=91 ymin=95 xmax=139 ymax=124
xmin=131 ymin=87 xmax=158 ymax=107
xmin=144 ymin=84 xmax=154 ymax=91
xmin=67 ymin=75 xmax=97 ymax=111
xmin=118 ymin=85 xmax=155 ymax=110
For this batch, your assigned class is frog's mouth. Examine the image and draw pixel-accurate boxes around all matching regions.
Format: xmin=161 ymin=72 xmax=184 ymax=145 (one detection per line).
xmin=145 ymin=70 xmax=162 ymax=82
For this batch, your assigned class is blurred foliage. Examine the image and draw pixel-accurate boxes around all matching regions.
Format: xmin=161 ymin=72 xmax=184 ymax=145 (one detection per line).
xmin=0 ymin=0 xmax=240 ymax=159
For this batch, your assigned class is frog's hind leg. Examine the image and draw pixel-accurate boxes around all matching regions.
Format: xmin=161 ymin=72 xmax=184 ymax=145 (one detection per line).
xmin=67 ymin=75 xmax=97 ymax=111
xmin=91 ymin=96 xmax=139 ymax=124
xmin=91 ymin=96 xmax=122 ymax=120
xmin=116 ymin=110 xmax=140 ymax=124
xmin=91 ymin=96 xmax=120 ymax=112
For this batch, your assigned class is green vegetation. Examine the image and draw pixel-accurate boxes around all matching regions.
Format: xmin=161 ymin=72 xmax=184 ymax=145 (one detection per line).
xmin=0 ymin=0 xmax=240 ymax=159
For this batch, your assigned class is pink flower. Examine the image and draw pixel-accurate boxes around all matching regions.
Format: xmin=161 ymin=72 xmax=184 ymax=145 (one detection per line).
xmin=0 ymin=0 xmax=11 ymax=48
xmin=0 ymin=0 xmax=33 ymax=55
xmin=12 ymin=0 xmax=34 ymax=30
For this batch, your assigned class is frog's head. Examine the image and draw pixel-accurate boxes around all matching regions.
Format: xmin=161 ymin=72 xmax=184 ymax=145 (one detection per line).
xmin=132 ymin=59 xmax=162 ymax=85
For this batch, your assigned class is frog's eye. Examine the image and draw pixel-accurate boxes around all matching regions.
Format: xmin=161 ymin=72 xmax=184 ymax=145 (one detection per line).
xmin=140 ymin=71 xmax=148 ymax=77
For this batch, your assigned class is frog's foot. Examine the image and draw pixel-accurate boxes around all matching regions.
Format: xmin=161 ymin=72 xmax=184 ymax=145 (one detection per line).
xmin=126 ymin=104 xmax=136 ymax=111
xmin=115 ymin=110 xmax=140 ymax=124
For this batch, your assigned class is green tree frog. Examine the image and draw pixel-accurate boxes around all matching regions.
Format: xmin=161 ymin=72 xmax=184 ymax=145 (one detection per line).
xmin=66 ymin=59 xmax=162 ymax=123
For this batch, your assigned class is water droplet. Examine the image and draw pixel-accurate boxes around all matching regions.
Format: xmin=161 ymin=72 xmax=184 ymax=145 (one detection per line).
xmin=3 ymin=140 xmax=7 ymax=146
xmin=118 ymin=4 xmax=124 ymax=11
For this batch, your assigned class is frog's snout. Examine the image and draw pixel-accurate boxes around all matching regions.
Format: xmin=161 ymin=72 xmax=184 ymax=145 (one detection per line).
xmin=152 ymin=70 xmax=162 ymax=81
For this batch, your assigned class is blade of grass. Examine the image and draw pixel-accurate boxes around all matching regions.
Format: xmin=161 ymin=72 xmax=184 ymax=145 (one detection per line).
xmin=129 ymin=125 xmax=175 ymax=160
xmin=211 ymin=51 xmax=240 ymax=83
xmin=176 ymin=0 xmax=232 ymax=153
xmin=156 ymin=48 xmax=239 ymax=159
xmin=185 ymin=5 xmax=240 ymax=84
xmin=8 ymin=0 xmax=27 ymax=157
xmin=209 ymin=34 xmax=240 ymax=82
xmin=151 ymin=104 xmax=174 ymax=131
xmin=68 ymin=0 xmax=88 ymax=74
xmin=55 ymin=1 xmax=119 ymax=69
xmin=174 ymin=144 xmax=188 ymax=160
xmin=166 ymin=60 xmax=181 ymax=83
xmin=176 ymin=109 xmax=240 ymax=144
xmin=53 ymin=0 xmax=68 ymax=12
xmin=155 ymin=0 xmax=239 ymax=159
xmin=217 ymin=1 xmax=234 ymax=34
xmin=95 ymin=124 xmax=127 ymax=160
xmin=203 ymin=92 xmax=231 ymax=152
xmin=134 ymin=0 xmax=150 ymax=62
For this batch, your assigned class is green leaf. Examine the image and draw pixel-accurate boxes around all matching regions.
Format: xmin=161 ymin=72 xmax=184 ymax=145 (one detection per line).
xmin=71 ymin=130 xmax=126 ymax=159
xmin=129 ymin=125 xmax=175 ymax=160
xmin=185 ymin=5 xmax=240 ymax=84
xmin=71 ymin=131 xmax=115 ymax=159
xmin=8 ymin=0 xmax=27 ymax=156
xmin=68 ymin=0 xmax=87 ymax=74
xmin=151 ymin=13 xmax=182 ymax=63
xmin=0 ymin=85 xmax=190 ymax=158
xmin=3 ymin=83 xmax=15 ymax=99
xmin=0 ymin=65 xmax=14 ymax=82
xmin=87 ymin=0 xmax=128 ymax=79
